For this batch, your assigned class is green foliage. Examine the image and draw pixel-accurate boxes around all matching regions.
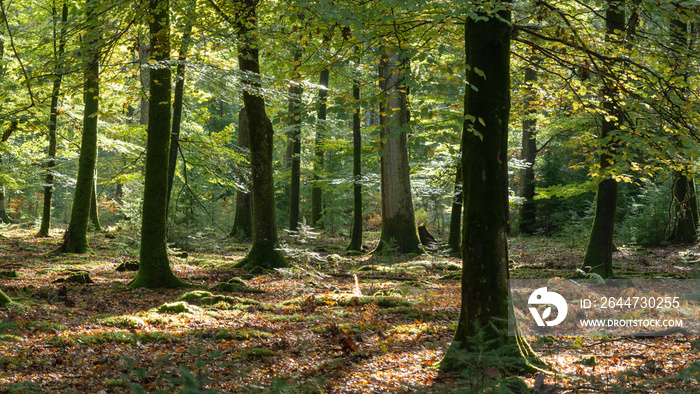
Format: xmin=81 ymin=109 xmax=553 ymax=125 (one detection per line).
xmin=623 ymin=178 xmax=672 ymax=245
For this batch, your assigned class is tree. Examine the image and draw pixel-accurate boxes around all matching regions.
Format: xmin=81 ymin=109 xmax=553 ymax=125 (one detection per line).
xmin=37 ymin=2 xmax=68 ymax=238
xmin=229 ymin=108 xmax=253 ymax=240
xmin=232 ymin=0 xmax=286 ymax=271
xmin=311 ymin=66 xmax=330 ymax=228
xmin=374 ymin=49 xmax=421 ymax=255
xmin=287 ymin=48 xmax=303 ymax=232
xmin=519 ymin=64 xmax=538 ymax=235
xmin=441 ymin=3 xmax=543 ymax=373
xmin=582 ymin=0 xmax=626 ymax=278
xmin=60 ymin=0 xmax=101 ymax=253
xmin=346 ymin=75 xmax=363 ymax=253
xmin=130 ymin=0 xmax=187 ymax=289
xmin=446 ymin=161 xmax=461 ymax=257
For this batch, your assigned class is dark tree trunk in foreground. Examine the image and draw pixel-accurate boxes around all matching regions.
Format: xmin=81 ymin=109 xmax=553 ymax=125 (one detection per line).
xmin=668 ymin=16 xmax=697 ymax=244
xmin=582 ymin=0 xmax=625 ymax=279
xmin=130 ymin=0 xmax=186 ymax=289
xmin=229 ymin=108 xmax=253 ymax=240
xmin=60 ymin=0 xmax=100 ymax=253
xmin=447 ymin=162 xmax=462 ymax=257
xmin=346 ymin=79 xmax=363 ymax=253
xmin=311 ymin=67 xmax=329 ymax=228
xmin=519 ymin=65 xmax=538 ymax=235
xmin=288 ymin=48 xmax=303 ymax=231
xmin=37 ymin=3 xmax=68 ymax=238
xmin=166 ymin=17 xmax=194 ymax=212
xmin=374 ymin=50 xmax=422 ymax=255
xmin=441 ymin=5 xmax=544 ymax=373
xmin=233 ymin=0 xmax=286 ymax=271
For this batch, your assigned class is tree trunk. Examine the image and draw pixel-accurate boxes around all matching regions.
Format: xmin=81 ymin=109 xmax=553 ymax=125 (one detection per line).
xmin=441 ymin=5 xmax=544 ymax=373
xmin=229 ymin=108 xmax=253 ymax=240
xmin=346 ymin=78 xmax=363 ymax=253
xmin=89 ymin=176 xmax=101 ymax=232
xmin=288 ymin=48 xmax=303 ymax=231
xmin=519 ymin=65 xmax=537 ymax=235
xmin=311 ymin=67 xmax=329 ymax=228
xmin=374 ymin=50 xmax=422 ymax=255
xmin=166 ymin=18 xmax=193 ymax=212
xmin=582 ymin=0 xmax=625 ymax=279
xmin=37 ymin=3 xmax=68 ymax=238
xmin=60 ymin=0 xmax=100 ymax=253
xmin=232 ymin=0 xmax=286 ymax=271
xmin=447 ymin=161 xmax=462 ymax=257
xmin=138 ymin=36 xmax=149 ymax=126
xmin=130 ymin=0 xmax=186 ymax=289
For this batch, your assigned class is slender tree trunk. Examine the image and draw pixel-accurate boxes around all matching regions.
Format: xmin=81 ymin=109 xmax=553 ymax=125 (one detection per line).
xmin=582 ymin=0 xmax=625 ymax=278
xmin=138 ymin=36 xmax=149 ymax=126
xmin=447 ymin=161 xmax=462 ymax=257
xmin=60 ymin=0 xmax=100 ymax=253
xmin=229 ymin=108 xmax=253 ymax=240
xmin=288 ymin=48 xmax=303 ymax=231
xmin=374 ymin=49 xmax=422 ymax=255
xmin=166 ymin=18 xmax=194 ymax=211
xmin=441 ymin=5 xmax=544 ymax=373
xmin=346 ymin=79 xmax=363 ymax=253
xmin=37 ymin=3 xmax=68 ymax=238
xmin=232 ymin=0 xmax=286 ymax=270
xmin=311 ymin=67 xmax=329 ymax=228
xmin=89 ymin=176 xmax=101 ymax=231
xmin=519 ymin=65 xmax=537 ymax=235
xmin=130 ymin=0 xmax=186 ymax=289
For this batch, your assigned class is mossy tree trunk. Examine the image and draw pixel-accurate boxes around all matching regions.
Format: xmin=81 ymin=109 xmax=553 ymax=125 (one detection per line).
xmin=130 ymin=0 xmax=187 ymax=289
xmin=60 ymin=0 xmax=100 ymax=253
xmin=37 ymin=3 xmax=68 ymax=238
xmin=229 ymin=108 xmax=253 ymax=240
xmin=311 ymin=67 xmax=329 ymax=228
xmin=582 ymin=0 xmax=625 ymax=279
xmin=519 ymin=64 xmax=538 ymax=235
xmin=374 ymin=49 xmax=421 ymax=255
xmin=232 ymin=0 xmax=286 ymax=270
xmin=89 ymin=176 xmax=101 ymax=232
xmin=441 ymin=5 xmax=544 ymax=374
xmin=288 ymin=48 xmax=303 ymax=231
xmin=166 ymin=16 xmax=193 ymax=212
xmin=346 ymin=78 xmax=363 ymax=253
xmin=447 ymin=162 xmax=462 ymax=258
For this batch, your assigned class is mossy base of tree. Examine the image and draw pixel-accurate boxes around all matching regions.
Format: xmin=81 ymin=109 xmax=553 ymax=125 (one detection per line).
xmin=0 ymin=290 xmax=12 ymax=307
xmin=439 ymin=335 xmax=549 ymax=375
xmin=128 ymin=271 xmax=189 ymax=289
xmin=234 ymin=242 xmax=287 ymax=271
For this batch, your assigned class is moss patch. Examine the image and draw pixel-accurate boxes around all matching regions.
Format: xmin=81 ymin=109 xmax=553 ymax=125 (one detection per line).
xmin=157 ymin=301 xmax=195 ymax=314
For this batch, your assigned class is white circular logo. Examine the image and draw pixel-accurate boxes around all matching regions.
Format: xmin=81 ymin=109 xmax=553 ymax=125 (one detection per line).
xmin=528 ymin=287 xmax=568 ymax=327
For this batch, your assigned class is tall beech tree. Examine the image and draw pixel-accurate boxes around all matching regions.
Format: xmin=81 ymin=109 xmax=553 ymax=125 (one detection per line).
xmin=60 ymin=0 xmax=101 ymax=253
xmin=582 ymin=0 xmax=626 ymax=278
xmin=311 ymin=66 xmax=330 ymax=228
xmin=232 ymin=0 xmax=286 ymax=270
xmin=441 ymin=3 xmax=543 ymax=372
xmin=446 ymin=162 xmax=461 ymax=257
xmin=346 ymin=75 xmax=363 ymax=253
xmin=37 ymin=3 xmax=68 ymax=238
xmin=287 ymin=48 xmax=303 ymax=232
xmin=130 ymin=0 xmax=186 ymax=289
xmin=519 ymin=64 xmax=538 ymax=235
xmin=374 ymin=49 xmax=421 ymax=255
xmin=229 ymin=108 xmax=253 ymax=240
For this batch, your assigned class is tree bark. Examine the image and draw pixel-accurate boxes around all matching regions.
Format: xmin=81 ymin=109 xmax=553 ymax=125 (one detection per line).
xmin=441 ymin=5 xmax=545 ymax=373
xmin=60 ymin=0 xmax=100 ymax=253
xmin=229 ymin=107 xmax=253 ymax=240
xmin=130 ymin=0 xmax=186 ymax=289
xmin=89 ymin=176 xmax=101 ymax=231
xmin=346 ymin=78 xmax=363 ymax=253
xmin=582 ymin=0 xmax=625 ymax=278
xmin=373 ymin=50 xmax=422 ymax=255
xmin=447 ymin=161 xmax=462 ymax=257
xmin=288 ymin=48 xmax=303 ymax=231
xmin=519 ymin=65 xmax=537 ymax=235
xmin=311 ymin=67 xmax=329 ymax=228
xmin=232 ymin=0 xmax=286 ymax=270
xmin=37 ymin=3 xmax=68 ymax=238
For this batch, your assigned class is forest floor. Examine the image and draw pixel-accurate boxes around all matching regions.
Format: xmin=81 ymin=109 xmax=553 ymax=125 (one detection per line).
xmin=0 ymin=224 xmax=698 ymax=393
